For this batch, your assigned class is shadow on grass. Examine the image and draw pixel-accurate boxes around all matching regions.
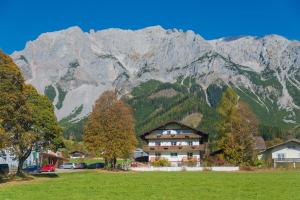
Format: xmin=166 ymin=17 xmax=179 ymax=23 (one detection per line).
xmin=32 ymin=173 xmax=59 ymax=178
xmin=0 ymin=173 xmax=59 ymax=184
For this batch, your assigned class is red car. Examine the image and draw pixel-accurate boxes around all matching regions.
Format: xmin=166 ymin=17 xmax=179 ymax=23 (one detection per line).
xmin=40 ymin=164 xmax=55 ymax=172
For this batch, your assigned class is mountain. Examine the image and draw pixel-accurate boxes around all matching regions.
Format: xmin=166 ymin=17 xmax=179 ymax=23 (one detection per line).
xmin=11 ymin=26 xmax=300 ymax=140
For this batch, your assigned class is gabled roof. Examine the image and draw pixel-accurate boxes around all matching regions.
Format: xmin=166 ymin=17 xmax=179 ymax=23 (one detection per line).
xmin=140 ymin=121 xmax=208 ymax=140
xmin=262 ymin=139 xmax=300 ymax=153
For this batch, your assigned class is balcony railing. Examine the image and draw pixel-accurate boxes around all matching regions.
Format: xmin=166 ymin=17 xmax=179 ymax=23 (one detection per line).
xmin=143 ymin=144 xmax=206 ymax=152
xmin=145 ymin=134 xmax=201 ymax=139
xmin=274 ymin=158 xmax=300 ymax=162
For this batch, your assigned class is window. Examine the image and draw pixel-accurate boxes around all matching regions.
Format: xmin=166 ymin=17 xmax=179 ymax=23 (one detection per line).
xmin=155 ymin=152 xmax=161 ymax=158
xmin=288 ymin=145 xmax=296 ymax=149
xmin=155 ymin=142 xmax=161 ymax=146
xmin=171 ymin=153 xmax=178 ymax=157
xmin=188 ymin=141 xmax=193 ymax=146
xmin=167 ymin=130 xmax=171 ymax=134
xmin=187 ymin=152 xmax=193 ymax=159
xmin=171 ymin=141 xmax=177 ymax=146
xmin=277 ymin=153 xmax=285 ymax=161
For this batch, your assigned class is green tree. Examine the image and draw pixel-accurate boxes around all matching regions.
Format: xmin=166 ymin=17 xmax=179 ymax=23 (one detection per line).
xmin=84 ymin=91 xmax=137 ymax=169
xmin=216 ymin=87 xmax=239 ymax=137
xmin=0 ymin=51 xmax=34 ymax=175
xmin=24 ymin=85 xmax=63 ymax=150
xmin=0 ymin=51 xmax=63 ymax=175
xmin=0 ymin=121 xmax=9 ymax=149
xmin=217 ymin=87 xmax=258 ymax=166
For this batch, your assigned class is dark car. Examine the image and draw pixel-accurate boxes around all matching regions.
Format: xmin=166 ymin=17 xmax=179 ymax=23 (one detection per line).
xmin=74 ymin=162 xmax=87 ymax=169
xmin=23 ymin=165 xmax=40 ymax=174
xmin=87 ymin=163 xmax=105 ymax=169
xmin=0 ymin=164 xmax=9 ymax=176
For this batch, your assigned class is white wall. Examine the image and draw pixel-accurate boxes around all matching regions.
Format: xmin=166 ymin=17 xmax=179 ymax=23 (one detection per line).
xmin=0 ymin=149 xmax=37 ymax=170
xmin=148 ymin=151 xmax=200 ymax=165
xmin=149 ymin=139 xmax=199 ymax=146
xmin=271 ymin=144 xmax=300 ymax=159
xmin=131 ymin=166 xmax=239 ymax=172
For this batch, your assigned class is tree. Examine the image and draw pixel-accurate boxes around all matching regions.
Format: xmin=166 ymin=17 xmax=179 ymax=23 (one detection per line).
xmin=0 ymin=121 xmax=9 ymax=149
xmin=23 ymin=85 xmax=63 ymax=151
xmin=0 ymin=51 xmax=63 ymax=175
xmin=216 ymin=87 xmax=258 ymax=166
xmin=216 ymin=87 xmax=239 ymax=138
xmin=84 ymin=91 xmax=137 ymax=169
xmin=0 ymin=51 xmax=34 ymax=176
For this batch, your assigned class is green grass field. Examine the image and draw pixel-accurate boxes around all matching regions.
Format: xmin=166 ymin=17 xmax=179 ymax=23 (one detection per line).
xmin=1 ymin=171 xmax=300 ymax=200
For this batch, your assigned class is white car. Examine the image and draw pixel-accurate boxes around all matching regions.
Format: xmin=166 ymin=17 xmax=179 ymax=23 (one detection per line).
xmin=59 ymin=163 xmax=76 ymax=169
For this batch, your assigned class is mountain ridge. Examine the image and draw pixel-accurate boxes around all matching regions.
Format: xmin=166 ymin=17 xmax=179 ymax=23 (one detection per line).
xmin=10 ymin=26 xmax=300 ymax=139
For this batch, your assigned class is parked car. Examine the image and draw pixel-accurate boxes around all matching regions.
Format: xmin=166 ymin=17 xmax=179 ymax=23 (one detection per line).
xmin=59 ymin=163 xmax=76 ymax=169
xmin=0 ymin=164 xmax=9 ymax=176
xmin=23 ymin=165 xmax=40 ymax=174
xmin=40 ymin=164 xmax=55 ymax=172
xmin=87 ymin=163 xmax=105 ymax=169
xmin=74 ymin=162 xmax=87 ymax=169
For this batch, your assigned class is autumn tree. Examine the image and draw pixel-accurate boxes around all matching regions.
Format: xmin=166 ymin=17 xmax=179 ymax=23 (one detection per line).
xmin=84 ymin=91 xmax=137 ymax=169
xmin=0 ymin=51 xmax=63 ymax=175
xmin=0 ymin=121 xmax=9 ymax=149
xmin=217 ymin=87 xmax=258 ymax=166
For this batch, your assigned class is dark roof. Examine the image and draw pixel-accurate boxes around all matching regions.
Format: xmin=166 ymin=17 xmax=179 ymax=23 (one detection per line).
xmin=140 ymin=121 xmax=208 ymax=140
xmin=210 ymin=149 xmax=224 ymax=156
xmin=70 ymin=151 xmax=85 ymax=154
xmin=254 ymin=136 xmax=266 ymax=151
xmin=262 ymin=139 xmax=300 ymax=153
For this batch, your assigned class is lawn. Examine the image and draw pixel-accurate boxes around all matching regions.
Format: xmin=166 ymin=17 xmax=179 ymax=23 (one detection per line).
xmin=1 ymin=171 xmax=300 ymax=200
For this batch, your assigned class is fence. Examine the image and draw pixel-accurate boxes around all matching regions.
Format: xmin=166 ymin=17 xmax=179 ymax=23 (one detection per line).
xmin=131 ymin=166 xmax=239 ymax=172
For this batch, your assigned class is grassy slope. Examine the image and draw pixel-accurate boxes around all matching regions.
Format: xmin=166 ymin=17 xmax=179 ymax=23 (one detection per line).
xmin=1 ymin=171 xmax=300 ymax=200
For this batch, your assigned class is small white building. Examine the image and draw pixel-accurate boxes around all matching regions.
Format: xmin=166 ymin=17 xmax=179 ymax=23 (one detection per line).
xmin=260 ymin=139 xmax=300 ymax=168
xmin=0 ymin=149 xmax=38 ymax=170
xmin=69 ymin=151 xmax=85 ymax=159
xmin=141 ymin=121 xmax=208 ymax=167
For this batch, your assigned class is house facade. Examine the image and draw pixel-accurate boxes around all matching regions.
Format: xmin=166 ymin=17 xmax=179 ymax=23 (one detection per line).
xmin=260 ymin=139 xmax=300 ymax=168
xmin=0 ymin=149 xmax=64 ymax=171
xmin=0 ymin=149 xmax=38 ymax=170
xmin=141 ymin=121 xmax=208 ymax=166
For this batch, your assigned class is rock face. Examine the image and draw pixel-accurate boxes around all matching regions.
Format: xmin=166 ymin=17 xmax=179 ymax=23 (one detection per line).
xmin=11 ymin=26 xmax=300 ymax=127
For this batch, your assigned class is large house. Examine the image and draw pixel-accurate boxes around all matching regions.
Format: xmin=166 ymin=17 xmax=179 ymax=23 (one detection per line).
xmin=141 ymin=121 xmax=208 ymax=166
xmin=260 ymin=139 xmax=300 ymax=168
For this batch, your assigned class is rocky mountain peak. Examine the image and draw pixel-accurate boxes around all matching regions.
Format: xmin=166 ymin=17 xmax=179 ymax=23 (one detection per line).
xmin=11 ymin=26 xmax=300 ymax=130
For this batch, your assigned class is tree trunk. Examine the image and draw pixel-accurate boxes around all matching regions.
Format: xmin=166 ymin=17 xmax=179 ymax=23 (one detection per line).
xmin=16 ymin=157 xmax=26 ymax=177
xmin=16 ymin=148 xmax=32 ymax=177
xmin=104 ymin=158 xmax=108 ymax=169
xmin=113 ymin=157 xmax=117 ymax=169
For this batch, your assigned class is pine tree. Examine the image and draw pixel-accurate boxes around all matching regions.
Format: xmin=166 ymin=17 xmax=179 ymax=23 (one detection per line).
xmin=84 ymin=91 xmax=137 ymax=169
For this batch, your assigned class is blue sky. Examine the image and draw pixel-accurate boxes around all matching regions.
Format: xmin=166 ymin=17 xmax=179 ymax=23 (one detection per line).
xmin=1 ymin=0 xmax=299 ymax=54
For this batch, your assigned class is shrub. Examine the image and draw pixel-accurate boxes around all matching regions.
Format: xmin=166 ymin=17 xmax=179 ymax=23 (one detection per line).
xmin=151 ymin=158 xmax=171 ymax=167
xmin=182 ymin=157 xmax=198 ymax=167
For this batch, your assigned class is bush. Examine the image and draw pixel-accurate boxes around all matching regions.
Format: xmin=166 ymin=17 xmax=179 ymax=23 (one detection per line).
xmin=151 ymin=158 xmax=171 ymax=167
xmin=182 ymin=157 xmax=198 ymax=167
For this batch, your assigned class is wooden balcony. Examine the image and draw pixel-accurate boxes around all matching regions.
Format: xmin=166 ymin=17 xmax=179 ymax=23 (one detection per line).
xmin=145 ymin=134 xmax=201 ymax=140
xmin=143 ymin=144 xmax=206 ymax=152
xmin=274 ymin=158 xmax=300 ymax=162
